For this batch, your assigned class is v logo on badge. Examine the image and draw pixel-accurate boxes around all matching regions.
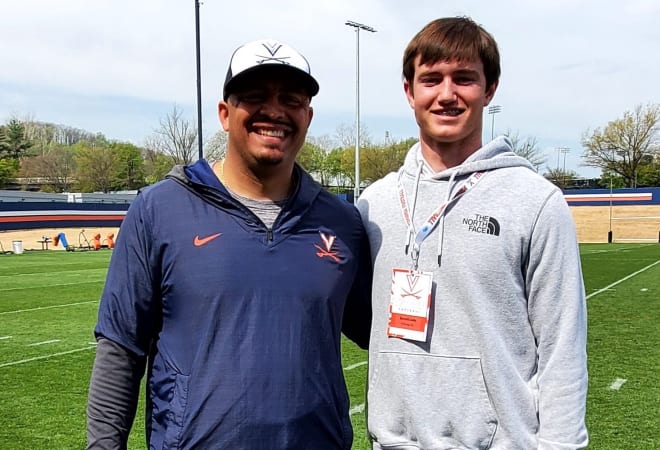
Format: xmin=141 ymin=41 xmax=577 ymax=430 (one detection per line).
xmin=400 ymin=273 xmax=422 ymax=300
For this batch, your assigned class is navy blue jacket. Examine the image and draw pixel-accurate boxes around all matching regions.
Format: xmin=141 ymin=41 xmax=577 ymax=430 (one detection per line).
xmin=94 ymin=160 xmax=372 ymax=449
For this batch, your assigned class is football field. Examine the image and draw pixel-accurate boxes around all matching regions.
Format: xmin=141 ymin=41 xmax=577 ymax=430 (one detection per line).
xmin=0 ymin=244 xmax=658 ymax=449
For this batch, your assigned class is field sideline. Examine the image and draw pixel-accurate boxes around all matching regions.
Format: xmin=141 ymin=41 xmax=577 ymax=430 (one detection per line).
xmin=1 ymin=244 xmax=659 ymax=449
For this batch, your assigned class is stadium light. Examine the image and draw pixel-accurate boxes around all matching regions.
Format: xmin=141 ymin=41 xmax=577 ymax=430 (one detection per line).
xmin=488 ymin=105 xmax=501 ymax=140
xmin=345 ymin=20 xmax=376 ymax=204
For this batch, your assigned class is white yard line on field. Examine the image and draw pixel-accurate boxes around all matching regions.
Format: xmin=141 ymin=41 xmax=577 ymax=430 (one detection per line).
xmin=0 ymin=300 xmax=98 ymax=315
xmin=28 ymin=339 xmax=61 ymax=346
xmin=581 ymin=246 xmax=642 ymax=255
xmin=344 ymin=361 xmax=367 ymax=371
xmin=0 ymin=346 xmax=96 ymax=368
xmin=0 ymin=280 xmax=103 ymax=293
xmin=349 ymin=403 xmax=365 ymax=415
xmin=586 ymin=259 xmax=660 ymax=300
xmin=609 ymin=378 xmax=627 ymax=390
xmin=0 ymin=336 xmax=12 ymax=340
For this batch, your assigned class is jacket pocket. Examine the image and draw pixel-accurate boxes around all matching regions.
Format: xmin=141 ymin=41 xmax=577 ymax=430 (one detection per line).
xmin=149 ymin=352 xmax=191 ymax=449
xmin=368 ymin=351 xmax=497 ymax=449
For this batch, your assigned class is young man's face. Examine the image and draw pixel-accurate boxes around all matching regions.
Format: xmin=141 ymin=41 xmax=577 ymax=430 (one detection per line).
xmin=404 ymin=56 xmax=497 ymax=150
xmin=219 ymin=72 xmax=313 ymax=169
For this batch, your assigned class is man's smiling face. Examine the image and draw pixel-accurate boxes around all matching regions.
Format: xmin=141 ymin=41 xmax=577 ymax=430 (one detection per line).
xmin=404 ymin=56 xmax=497 ymax=151
xmin=219 ymin=68 xmax=313 ymax=168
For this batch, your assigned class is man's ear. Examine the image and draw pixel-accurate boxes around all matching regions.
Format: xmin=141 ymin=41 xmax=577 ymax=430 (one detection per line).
xmin=484 ymin=80 xmax=499 ymax=106
xmin=218 ymin=101 xmax=230 ymax=132
xmin=307 ymin=106 xmax=314 ymax=127
xmin=403 ymin=79 xmax=415 ymax=109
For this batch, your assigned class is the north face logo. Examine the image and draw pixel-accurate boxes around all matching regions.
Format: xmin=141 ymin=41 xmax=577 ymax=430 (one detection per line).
xmin=463 ymin=214 xmax=500 ymax=236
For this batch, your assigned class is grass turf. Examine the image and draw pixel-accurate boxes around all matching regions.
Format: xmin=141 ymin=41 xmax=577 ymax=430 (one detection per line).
xmin=0 ymin=244 xmax=658 ymax=449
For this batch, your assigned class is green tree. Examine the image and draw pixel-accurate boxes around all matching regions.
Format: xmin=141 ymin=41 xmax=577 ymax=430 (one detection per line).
xmin=636 ymin=155 xmax=660 ymax=187
xmin=297 ymin=140 xmax=334 ymax=186
xmin=582 ymin=103 xmax=660 ymax=187
xmin=361 ymin=138 xmax=416 ymax=184
xmin=143 ymin=148 xmax=174 ymax=185
xmin=110 ymin=142 xmax=146 ymax=190
xmin=0 ymin=125 xmax=7 ymax=154
xmin=0 ymin=158 xmax=19 ymax=188
xmin=73 ymin=142 xmax=116 ymax=192
xmin=0 ymin=119 xmax=32 ymax=159
xmin=325 ymin=147 xmax=349 ymax=189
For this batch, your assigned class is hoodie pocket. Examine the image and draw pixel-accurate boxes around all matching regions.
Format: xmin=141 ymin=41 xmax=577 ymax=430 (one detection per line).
xmin=368 ymin=351 xmax=497 ymax=449
xmin=149 ymin=353 xmax=191 ymax=449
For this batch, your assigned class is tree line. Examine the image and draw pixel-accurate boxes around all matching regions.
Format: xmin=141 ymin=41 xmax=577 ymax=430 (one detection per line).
xmin=1 ymin=103 xmax=658 ymax=193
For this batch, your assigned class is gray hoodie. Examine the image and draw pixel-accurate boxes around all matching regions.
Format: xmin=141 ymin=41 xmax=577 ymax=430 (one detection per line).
xmin=357 ymin=137 xmax=588 ymax=450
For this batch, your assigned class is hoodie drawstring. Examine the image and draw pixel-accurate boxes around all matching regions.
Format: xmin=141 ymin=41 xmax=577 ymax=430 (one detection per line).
xmin=398 ymin=154 xmax=487 ymax=270
xmin=403 ymin=162 xmax=424 ymax=257
xmin=436 ymin=170 xmax=457 ymax=267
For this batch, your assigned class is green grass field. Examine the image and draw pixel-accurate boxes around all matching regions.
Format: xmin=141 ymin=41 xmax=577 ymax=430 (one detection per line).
xmin=1 ymin=244 xmax=659 ymax=449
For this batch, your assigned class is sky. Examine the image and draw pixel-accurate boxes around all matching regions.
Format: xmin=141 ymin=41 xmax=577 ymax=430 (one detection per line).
xmin=1 ymin=0 xmax=659 ymax=179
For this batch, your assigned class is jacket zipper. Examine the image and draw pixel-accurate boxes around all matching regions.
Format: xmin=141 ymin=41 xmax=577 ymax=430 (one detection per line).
xmin=266 ymin=229 xmax=273 ymax=242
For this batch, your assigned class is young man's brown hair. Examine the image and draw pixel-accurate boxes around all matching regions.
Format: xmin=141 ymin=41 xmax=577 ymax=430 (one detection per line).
xmin=403 ymin=17 xmax=501 ymax=91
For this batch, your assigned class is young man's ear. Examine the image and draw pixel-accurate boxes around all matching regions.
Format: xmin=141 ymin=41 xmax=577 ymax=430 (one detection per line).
xmin=403 ymin=78 xmax=415 ymax=109
xmin=484 ymin=80 xmax=499 ymax=106
xmin=218 ymin=101 xmax=230 ymax=132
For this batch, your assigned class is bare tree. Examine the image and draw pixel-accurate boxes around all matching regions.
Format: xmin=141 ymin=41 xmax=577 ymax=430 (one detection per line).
xmin=543 ymin=167 xmax=578 ymax=190
xmin=20 ymin=117 xmax=105 ymax=155
xmin=149 ymin=105 xmax=198 ymax=165
xmin=19 ymin=145 xmax=76 ymax=192
xmin=334 ymin=122 xmax=372 ymax=149
xmin=504 ymin=129 xmax=547 ymax=171
xmin=204 ymin=129 xmax=228 ymax=162
xmin=307 ymin=134 xmax=336 ymax=152
xmin=582 ymin=103 xmax=660 ymax=187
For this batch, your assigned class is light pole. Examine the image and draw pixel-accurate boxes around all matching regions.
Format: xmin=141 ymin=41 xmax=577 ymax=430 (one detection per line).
xmin=556 ymin=147 xmax=570 ymax=188
xmin=194 ymin=0 xmax=203 ymax=160
xmin=488 ymin=105 xmax=501 ymax=140
xmin=345 ymin=20 xmax=376 ymax=204
xmin=562 ymin=148 xmax=570 ymax=188
xmin=608 ymin=148 xmax=615 ymax=243
xmin=608 ymin=171 xmax=614 ymax=243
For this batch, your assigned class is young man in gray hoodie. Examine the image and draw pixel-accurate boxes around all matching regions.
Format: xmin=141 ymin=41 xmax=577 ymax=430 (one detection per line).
xmin=357 ymin=17 xmax=588 ymax=450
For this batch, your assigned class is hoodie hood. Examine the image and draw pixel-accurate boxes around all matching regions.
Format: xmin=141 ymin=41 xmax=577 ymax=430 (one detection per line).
xmin=401 ymin=136 xmax=535 ymax=180
xmin=395 ymin=136 xmax=536 ymax=268
xmin=163 ymin=159 xmax=322 ymax=233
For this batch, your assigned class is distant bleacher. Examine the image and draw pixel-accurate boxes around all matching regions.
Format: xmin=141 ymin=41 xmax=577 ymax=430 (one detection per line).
xmin=0 ymin=190 xmax=137 ymax=204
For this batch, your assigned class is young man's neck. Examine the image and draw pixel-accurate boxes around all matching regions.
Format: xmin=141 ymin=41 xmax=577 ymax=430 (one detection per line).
xmin=213 ymin=157 xmax=295 ymax=202
xmin=419 ymin=135 xmax=484 ymax=172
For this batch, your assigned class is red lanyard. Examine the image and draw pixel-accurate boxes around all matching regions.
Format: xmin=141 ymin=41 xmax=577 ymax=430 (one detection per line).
xmin=398 ymin=170 xmax=486 ymax=267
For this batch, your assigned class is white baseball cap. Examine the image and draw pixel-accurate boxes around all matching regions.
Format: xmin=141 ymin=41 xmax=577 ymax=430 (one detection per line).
xmin=223 ymin=39 xmax=320 ymax=100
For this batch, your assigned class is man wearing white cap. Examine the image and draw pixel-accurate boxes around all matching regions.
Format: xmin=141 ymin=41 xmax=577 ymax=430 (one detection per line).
xmin=87 ymin=39 xmax=372 ymax=449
